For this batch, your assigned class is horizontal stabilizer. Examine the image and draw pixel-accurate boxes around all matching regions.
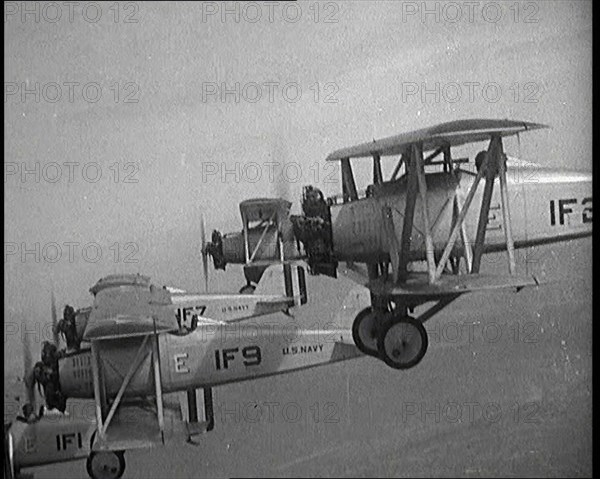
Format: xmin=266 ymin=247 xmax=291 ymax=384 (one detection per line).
xmin=368 ymin=273 xmax=540 ymax=301
xmin=254 ymin=262 xmax=308 ymax=306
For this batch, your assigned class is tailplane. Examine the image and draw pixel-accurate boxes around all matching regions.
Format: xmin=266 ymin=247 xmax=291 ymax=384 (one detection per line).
xmin=254 ymin=262 xmax=308 ymax=306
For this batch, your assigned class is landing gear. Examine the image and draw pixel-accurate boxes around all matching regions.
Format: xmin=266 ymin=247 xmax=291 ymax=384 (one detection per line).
xmin=377 ymin=317 xmax=428 ymax=370
xmin=86 ymin=451 xmax=125 ymax=479
xmin=239 ymin=283 xmax=256 ymax=294
xmin=352 ymin=306 xmax=429 ymax=369
xmin=352 ymin=308 xmax=378 ymax=356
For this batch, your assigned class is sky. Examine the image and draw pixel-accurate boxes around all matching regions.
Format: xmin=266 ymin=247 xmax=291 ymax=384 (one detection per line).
xmin=4 ymin=1 xmax=592 ymax=368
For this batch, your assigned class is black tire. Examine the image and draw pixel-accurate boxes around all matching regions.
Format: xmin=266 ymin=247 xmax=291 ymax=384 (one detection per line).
xmin=239 ymin=284 xmax=256 ymax=294
xmin=352 ymin=308 xmax=390 ymax=357
xmin=377 ymin=316 xmax=428 ymax=370
xmin=86 ymin=450 xmax=126 ymax=479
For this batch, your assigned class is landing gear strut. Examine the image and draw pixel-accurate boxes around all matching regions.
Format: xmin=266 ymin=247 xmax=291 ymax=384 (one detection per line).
xmin=86 ymin=451 xmax=126 ymax=479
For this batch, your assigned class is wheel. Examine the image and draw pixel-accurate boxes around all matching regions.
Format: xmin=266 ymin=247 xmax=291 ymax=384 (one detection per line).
xmin=239 ymin=284 xmax=256 ymax=294
xmin=377 ymin=316 xmax=428 ymax=370
xmin=86 ymin=451 xmax=126 ymax=479
xmin=352 ymin=308 xmax=391 ymax=357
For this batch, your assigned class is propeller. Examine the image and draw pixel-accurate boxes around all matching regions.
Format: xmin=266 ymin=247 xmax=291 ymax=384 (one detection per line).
xmin=50 ymin=288 xmax=59 ymax=346
xmin=22 ymin=332 xmax=36 ymax=414
xmin=271 ymin=129 xmax=291 ymax=202
xmin=200 ymin=214 xmax=209 ymax=293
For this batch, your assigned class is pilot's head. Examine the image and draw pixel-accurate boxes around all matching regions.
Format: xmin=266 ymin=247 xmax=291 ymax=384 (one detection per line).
xmin=63 ymin=304 xmax=75 ymax=321
xmin=475 ymin=151 xmax=488 ymax=173
xmin=41 ymin=341 xmax=58 ymax=367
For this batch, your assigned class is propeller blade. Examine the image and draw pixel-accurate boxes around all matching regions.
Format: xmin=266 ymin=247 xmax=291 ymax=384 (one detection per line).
xmin=200 ymin=214 xmax=209 ymax=293
xmin=22 ymin=333 xmax=35 ymax=408
xmin=50 ymin=288 xmax=59 ymax=346
xmin=271 ymin=133 xmax=290 ymax=202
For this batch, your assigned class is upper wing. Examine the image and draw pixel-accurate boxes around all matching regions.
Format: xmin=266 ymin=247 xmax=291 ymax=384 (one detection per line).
xmin=83 ymin=283 xmax=178 ymax=341
xmin=239 ymin=197 xmax=292 ymax=223
xmin=326 ymin=119 xmax=548 ymax=161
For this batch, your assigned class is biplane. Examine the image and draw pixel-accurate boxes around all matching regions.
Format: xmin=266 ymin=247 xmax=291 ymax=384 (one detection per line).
xmin=5 ymin=264 xmax=364 ymax=479
xmin=206 ymin=119 xmax=592 ymax=370
xmin=202 ymin=198 xmax=303 ymax=293
xmin=291 ymin=118 xmax=592 ymax=369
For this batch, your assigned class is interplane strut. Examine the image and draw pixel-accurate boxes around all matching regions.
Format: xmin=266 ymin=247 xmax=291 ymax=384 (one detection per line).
xmin=381 ymin=135 xmax=518 ymax=287
xmin=248 ymin=210 xmax=277 ymax=263
xmin=91 ymin=324 xmax=166 ymax=450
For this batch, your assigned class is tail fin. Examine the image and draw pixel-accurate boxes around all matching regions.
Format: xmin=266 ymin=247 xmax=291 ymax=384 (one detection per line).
xmin=254 ymin=262 xmax=308 ymax=306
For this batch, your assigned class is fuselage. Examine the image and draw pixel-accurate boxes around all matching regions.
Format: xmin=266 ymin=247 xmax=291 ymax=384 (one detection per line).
xmin=212 ymin=164 xmax=592 ymax=276
xmin=59 ymin=326 xmax=360 ymax=400
xmin=329 ymin=166 xmax=592 ymax=264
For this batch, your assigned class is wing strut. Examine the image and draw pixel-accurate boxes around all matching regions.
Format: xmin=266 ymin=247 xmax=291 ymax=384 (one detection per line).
xmin=383 ymin=206 xmax=401 ymax=283
xmin=414 ymin=143 xmax=437 ymax=284
xmin=152 ymin=333 xmax=165 ymax=441
xmin=381 ymin=135 xmax=520 ymax=289
xmin=99 ymin=335 xmax=150 ymax=437
xmin=390 ymin=154 xmax=405 ymax=180
xmin=497 ymin=143 xmax=516 ymax=274
xmin=249 ymin=209 xmax=277 ymax=263
xmin=472 ymin=136 xmax=501 ymax=273
xmin=433 ymin=153 xmax=489 ymax=280
xmin=455 ymin=193 xmax=473 ymax=273
xmin=90 ymin=331 xmax=166 ymax=449
xmin=243 ymin=212 xmax=250 ymax=263
xmin=341 ymin=158 xmax=358 ymax=202
xmin=397 ymin=150 xmax=418 ymax=282
xmin=443 ymin=146 xmax=452 ymax=173
xmin=372 ymin=153 xmax=383 ymax=184
xmin=91 ymin=341 xmax=105 ymax=437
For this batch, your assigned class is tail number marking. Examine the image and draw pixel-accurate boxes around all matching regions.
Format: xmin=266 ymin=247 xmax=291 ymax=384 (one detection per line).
xmin=550 ymin=197 xmax=592 ymax=226
xmin=215 ymin=346 xmax=261 ymax=370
